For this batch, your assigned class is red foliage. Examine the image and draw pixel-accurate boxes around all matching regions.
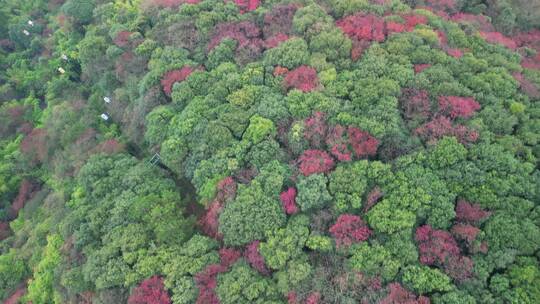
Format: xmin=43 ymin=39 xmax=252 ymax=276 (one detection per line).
xmin=244 ymin=240 xmax=270 ymax=275
xmin=337 ymin=14 xmax=386 ymax=42
xmin=264 ymin=33 xmax=289 ymax=49
xmin=437 ymin=30 xmax=448 ymax=46
xmin=386 ymin=22 xmax=407 ymax=34
xmin=415 ymin=116 xmax=478 ymax=144
xmin=306 ymin=292 xmax=321 ymax=304
xmin=128 ymin=276 xmax=171 ymax=304
xmin=438 ymin=96 xmax=480 ymax=119
xmin=363 ymin=186 xmax=383 ymax=213
xmin=273 ymin=66 xmax=289 ymax=77
xmin=219 ymin=248 xmax=242 ymax=268
xmin=444 ymin=255 xmax=474 ymax=282
xmin=280 ymin=187 xmax=299 ymax=215
xmin=3 ymin=286 xmax=27 ymax=304
xmin=402 ymin=14 xmax=428 ymax=30
xmin=451 ymin=223 xmax=480 ymax=246
xmin=262 ymin=4 xmax=299 ymax=38
xmin=347 ymin=127 xmax=379 ymax=158
xmin=216 ymin=176 xmax=237 ymax=204
xmin=0 ymin=222 xmax=11 ymax=241
xmin=455 ymin=200 xmax=491 ymax=224
xmin=351 ymin=39 xmax=372 ymax=61
xmin=287 ymin=291 xmax=298 ymax=304
xmin=198 ymin=200 xmax=224 ymax=239
xmin=284 ymin=65 xmax=319 ymax=92
xmin=298 ymin=150 xmax=335 ymax=176
xmin=161 ymin=66 xmax=195 ymax=96
xmin=521 ymin=53 xmax=540 ymax=70
xmin=304 ymin=112 xmax=328 ymax=149
xmin=208 ymin=21 xmax=263 ymax=52
xmin=479 ymin=31 xmax=517 ymax=50
xmin=329 ymin=214 xmax=372 ymax=247
xmin=195 ymin=264 xmax=227 ymax=304
xmin=414 ymin=64 xmax=431 ymax=73
xmin=10 ymin=179 xmax=39 ymax=219
xmin=446 ymin=48 xmax=463 ymax=58
xmin=415 ymin=225 xmax=460 ymax=266
xmin=380 ymin=283 xmax=431 ymax=304
xmin=20 ymin=128 xmax=48 ymax=164
xmin=114 ymin=31 xmax=132 ymax=47
xmin=234 ymin=0 xmax=260 ymax=13
xmin=515 ymin=29 xmax=540 ymax=49
xmin=326 ymin=125 xmax=353 ymax=162
xmin=512 ymin=72 xmax=540 ymax=98
xmin=400 ymin=89 xmax=431 ymax=121
xmin=451 ymin=13 xmax=494 ymax=32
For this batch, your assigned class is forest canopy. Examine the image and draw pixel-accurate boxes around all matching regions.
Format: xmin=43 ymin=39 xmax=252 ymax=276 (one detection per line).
xmin=0 ymin=0 xmax=540 ymax=303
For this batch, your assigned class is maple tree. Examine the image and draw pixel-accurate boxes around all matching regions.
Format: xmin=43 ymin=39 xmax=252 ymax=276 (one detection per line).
xmin=244 ymin=240 xmax=270 ymax=275
xmin=127 ymin=276 xmax=171 ymax=304
xmin=280 ymin=187 xmax=299 ymax=215
xmin=160 ymin=66 xmax=196 ymax=96
xmin=298 ymin=149 xmax=334 ymax=176
xmin=329 ymin=214 xmax=372 ymax=247
xmin=438 ymin=96 xmax=481 ymax=119
xmin=283 ymin=65 xmax=319 ymax=92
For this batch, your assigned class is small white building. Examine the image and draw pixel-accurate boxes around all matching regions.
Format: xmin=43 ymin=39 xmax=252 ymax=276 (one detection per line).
xmin=28 ymin=20 xmax=34 ymax=26
xmin=100 ymin=113 xmax=109 ymax=121
xmin=61 ymin=54 xmax=68 ymax=61
xmin=103 ymin=96 xmax=111 ymax=103
xmin=58 ymin=67 xmax=66 ymax=74
xmin=23 ymin=30 xmax=30 ymax=36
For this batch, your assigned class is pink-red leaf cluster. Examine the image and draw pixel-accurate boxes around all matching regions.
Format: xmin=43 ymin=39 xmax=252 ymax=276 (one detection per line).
xmin=329 ymin=214 xmax=372 ymax=247
xmin=284 ymin=65 xmax=319 ymax=92
xmin=479 ymin=31 xmax=517 ymax=50
xmin=128 ymin=276 xmax=171 ymax=304
xmin=298 ymin=150 xmax=335 ymax=176
xmin=438 ymin=96 xmax=480 ymax=119
xmin=244 ymin=240 xmax=270 ymax=275
xmin=280 ymin=187 xmax=299 ymax=215
xmin=380 ymin=283 xmax=431 ymax=304
xmin=161 ymin=66 xmax=196 ymax=96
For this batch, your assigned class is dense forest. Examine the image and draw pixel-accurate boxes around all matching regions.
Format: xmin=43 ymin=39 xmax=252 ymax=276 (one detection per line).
xmin=1 ymin=0 xmax=539 ymax=303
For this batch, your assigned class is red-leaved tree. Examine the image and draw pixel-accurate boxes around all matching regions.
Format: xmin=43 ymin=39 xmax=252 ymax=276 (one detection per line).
xmin=208 ymin=21 xmax=263 ymax=53
xmin=161 ymin=66 xmax=196 ymax=96
xmin=194 ymin=264 xmax=226 ymax=304
xmin=234 ymin=0 xmax=260 ymax=13
xmin=347 ymin=127 xmax=379 ymax=158
xmin=128 ymin=276 xmax=171 ymax=304
xmin=284 ymin=65 xmax=319 ymax=92
xmin=298 ymin=150 xmax=335 ymax=176
xmin=326 ymin=125 xmax=353 ymax=162
xmin=414 ymin=64 xmax=432 ymax=74
xmin=280 ymin=187 xmax=299 ymax=215
xmin=262 ymin=4 xmax=299 ymax=38
xmin=455 ymin=200 xmax=491 ymax=224
xmin=244 ymin=240 xmax=270 ymax=275
xmin=479 ymin=31 xmax=517 ymax=50
xmin=304 ymin=112 xmax=328 ymax=149
xmin=438 ymin=96 xmax=480 ymax=119
xmin=219 ymin=248 xmax=242 ymax=268
xmin=415 ymin=225 xmax=460 ymax=266
xmin=329 ymin=214 xmax=372 ymax=247
xmin=380 ymin=283 xmax=431 ymax=304
xmin=336 ymin=14 xmax=386 ymax=42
